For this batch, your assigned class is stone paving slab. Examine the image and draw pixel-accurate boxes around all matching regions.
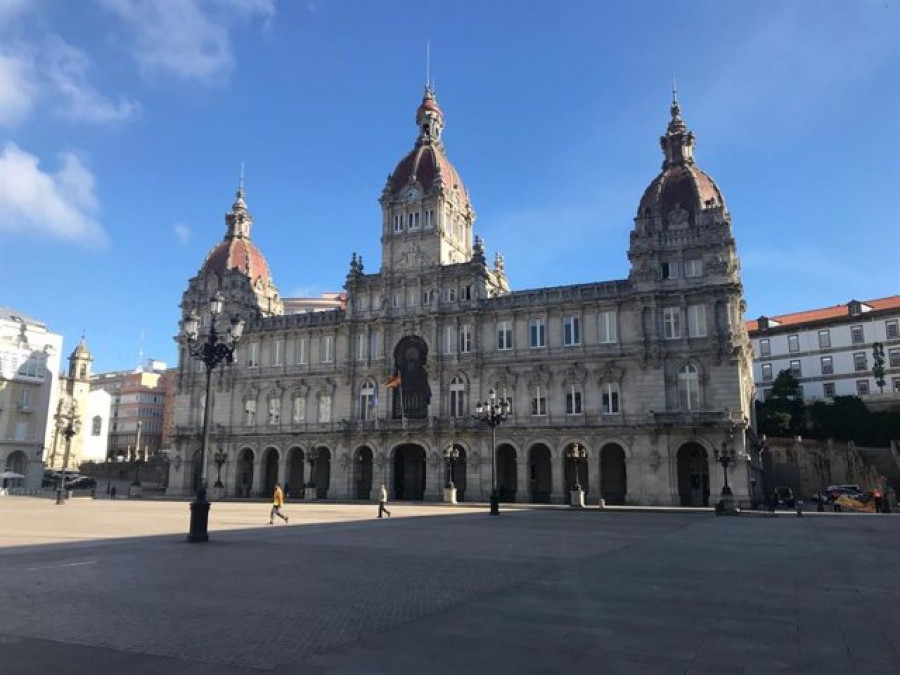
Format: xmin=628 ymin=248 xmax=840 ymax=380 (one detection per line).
xmin=0 ymin=497 xmax=897 ymax=674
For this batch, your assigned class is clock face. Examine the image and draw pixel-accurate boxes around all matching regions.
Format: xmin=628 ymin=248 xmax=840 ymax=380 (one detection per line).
xmin=406 ymin=187 xmax=420 ymax=203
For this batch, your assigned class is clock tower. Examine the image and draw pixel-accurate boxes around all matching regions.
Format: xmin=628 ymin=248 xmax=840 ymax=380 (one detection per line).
xmin=379 ymin=87 xmax=475 ymax=275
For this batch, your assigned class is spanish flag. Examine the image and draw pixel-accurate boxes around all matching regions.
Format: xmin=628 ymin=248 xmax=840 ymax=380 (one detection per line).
xmin=384 ymin=372 xmax=401 ymax=389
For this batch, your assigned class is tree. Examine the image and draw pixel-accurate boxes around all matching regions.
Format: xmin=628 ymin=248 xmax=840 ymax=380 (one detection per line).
xmin=872 ymin=342 xmax=886 ymax=393
xmin=756 ymin=369 xmax=807 ymax=436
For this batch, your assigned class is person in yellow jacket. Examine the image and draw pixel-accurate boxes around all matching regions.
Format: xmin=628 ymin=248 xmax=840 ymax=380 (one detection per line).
xmin=270 ymin=483 xmax=289 ymax=525
xmin=377 ymin=484 xmax=391 ymax=518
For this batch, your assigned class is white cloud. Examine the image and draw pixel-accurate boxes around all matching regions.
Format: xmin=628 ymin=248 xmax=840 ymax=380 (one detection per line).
xmin=0 ymin=143 xmax=109 ymax=247
xmin=44 ymin=37 xmax=139 ymax=123
xmin=101 ymin=0 xmax=275 ymax=83
xmin=173 ymin=222 xmax=191 ymax=243
xmin=0 ymin=53 xmax=36 ymax=125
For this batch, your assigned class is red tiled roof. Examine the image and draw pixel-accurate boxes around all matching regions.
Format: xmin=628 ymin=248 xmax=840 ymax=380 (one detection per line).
xmin=201 ymin=237 xmax=271 ymax=285
xmin=638 ymin=164 xmax=724 ymax=218
xmin=746 ymin=296 xmax=900 ymax=332
xmin=389 ymin=144 xmax=468 ymax=201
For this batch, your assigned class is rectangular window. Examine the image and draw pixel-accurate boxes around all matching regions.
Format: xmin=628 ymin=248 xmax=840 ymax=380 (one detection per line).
xmin=393 ymin=214 xmax=403 ymax=233
xmin=497 ymin=321 xmax=512 ymax=351
xmin=445 ymin=287 xmax=456 ymax=302
xmin=294 ymin=337 xmax=307 ymax=365
xmin=459 ymin=325 xmax=472 ymax=354
xmin=684 ymin=259 xmax=703 ymax=278
xmin=530 ymin=385 xmax=547 ymax=416
xmin=661 ymin=261 xmax=678 ymax=279
xmin=244 ymin=400 xmax=256 ymax=426
xmin=761 ymin=363 xmax=773 ymax=381
xmin=563 ymin=316 xmax=581 ymax=346
xmin=318 ymin=394 xmax=332 ymax=424
xmin=270 ymin=339 xmax=282 ymax=367
xmin=853 ymin=352 xmax=867 ymax=371
xmin=15 ymin=420 xmax=28 ymax=441
xmin=890 ymin=349 xmax=900 ymax=368
xmin=887 ymin=320 xmax=899 ymax=339
xmin=687 ymin=304 xmax=707 ymax=338
xmin=759 ymin=339 xmax=771 ymax=357
xmin=893 ymin=377 xmax=900 ymax=393
xmin=444 ymin=326 xmax=454 ymax=355
xmin=598 ymin=311 xmax=617 ymax=344
xmin=369 ymin=331 xmax=379 ymax=361
xmin=392 ymin=293 xmax=400 ymax=308
xmin=823 ymin=382 xmax=836 ymax=398
xmin=663 ymin=307 xmax=681 ymax=339
xmin=763 ymin=388 xmax=773 ymax=401
xmin=856 ymin=380 xmax=870 ymax=396
xmin=821 ymin=356 xmax=833 ymax=375
xmin=818 ymin=330 xmax=831 ymax=349
xmin=565 ymin=385 xmax=582 ymax=415
xmin=790 ymin=360 xmax=802 ymax=377
xmin=355 ymin=334 xmax=366 ymax=362
xmin=449 ymin=387 xmax=465 ymax=418
xmin=851 ymin=325 xmax=864 ymax=344
xmin=292 ymin=397 xmax=306 ymax=424
xmin=788 ymin=335 xmax=799 ymax=353
xmin=529 ymin=318 xmax=546 ymax=348
xmin=601 ymin=382 xmax=620 ymax=414
xmin=322 ymin=335 xmax=334 ymax=363
xmin=247 ymin=342 xmax=259 ymax=368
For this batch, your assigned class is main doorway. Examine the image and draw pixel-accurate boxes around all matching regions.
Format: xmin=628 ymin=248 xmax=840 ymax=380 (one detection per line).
xmin=393 ymin=444 xmax=426 ymax=500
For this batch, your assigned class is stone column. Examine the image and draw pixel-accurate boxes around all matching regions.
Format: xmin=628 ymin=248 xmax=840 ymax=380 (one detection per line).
xmin=588 ymin=448 xmax=601 ymax=505
xmin=552 ymin=452 xmax=568 ymax=504
xmin=516 ymin=453 xmax=530 ymax=503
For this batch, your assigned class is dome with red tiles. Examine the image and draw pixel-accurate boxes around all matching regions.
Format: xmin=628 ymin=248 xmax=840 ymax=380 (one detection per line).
xmin=199 ymin=186 xmax=273 ymax=286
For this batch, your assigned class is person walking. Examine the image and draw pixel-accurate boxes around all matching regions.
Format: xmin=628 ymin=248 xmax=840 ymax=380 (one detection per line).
xmin=270 ymin=482 xmax=289 ymax=525
xmin=873 ymin=487 xmax=884 ymax=514
xmin=110 ymin=484 xmax=117 ymax=500
xmin=377 ymin=484 xmax=391 ymax=518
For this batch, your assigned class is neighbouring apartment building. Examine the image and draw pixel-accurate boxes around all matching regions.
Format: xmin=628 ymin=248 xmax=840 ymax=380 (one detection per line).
xmin=747 ymin=296 xmax=900 ymax=402
xmin=169 ymin=89 xmax=756 ymax=507
xmin=92 ymin=361 xmax=168 ymax=459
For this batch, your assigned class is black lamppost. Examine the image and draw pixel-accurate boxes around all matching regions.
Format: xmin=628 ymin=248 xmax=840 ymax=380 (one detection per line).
xmin=714 ymin=432 xmax=735 ymax=496
xmin=307 ymin=448 xmax=319 ymax=498
xmin=55 ymin=400 xmax=81 ymax=505
xmin=181 ymin=292 xmax=244 ymax=543
xmin=213 ymin=449 xmax=228 ymax=489
xmin=444 ymin=445 xmax=460 ymax=488
xmin=473 ymin=389 xmax=510 ymax=516
xmin=567 ymin=443 xmax=587 ymax=491
xmin=131 ymin=420 xmax=143 ymax=494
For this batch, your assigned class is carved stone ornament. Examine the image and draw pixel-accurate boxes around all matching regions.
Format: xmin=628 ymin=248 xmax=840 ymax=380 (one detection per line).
xmin=666 ymin=203 xmax=689 ymax=229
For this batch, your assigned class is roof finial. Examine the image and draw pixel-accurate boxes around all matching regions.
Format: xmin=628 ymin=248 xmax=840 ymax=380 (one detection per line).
xmin=672 ymin=75 xmax=678 ymax=105
xmin=426 ymin=39 xmax=431 ymax=90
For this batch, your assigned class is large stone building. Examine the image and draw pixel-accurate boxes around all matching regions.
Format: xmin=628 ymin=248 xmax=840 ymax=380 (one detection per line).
xmin=169 ymin=89 xmax=756 ymax=507
xmin=45 ymin=338 xmax=94 ymax=473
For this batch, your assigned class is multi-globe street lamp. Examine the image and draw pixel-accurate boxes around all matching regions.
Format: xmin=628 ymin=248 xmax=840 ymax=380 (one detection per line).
xmin=180 ymin=291 xmax=244 ymax=543
xmin=473 ymin=389 xmax=510 ymax=516
xmin=55 ymin=400 xmax=81 ymax=505
xmin=714 ymin=432 xmax=735 ymax=497
xmin=567 ymin=443 xmax=587 ymax=491
xmin=444 ymin=445 xmax=460 ymax=489
xmin=212 ymin=449 xmax=228 ymax=499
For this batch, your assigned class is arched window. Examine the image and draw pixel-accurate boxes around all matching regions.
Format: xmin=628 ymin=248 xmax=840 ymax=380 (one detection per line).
xmin=449 ymin=376 xmax=466 ymax=418
xmin=678 ymin=364 xmax=700 ymax=411
xmin=359 ymin=380 xmax=376 ymax=420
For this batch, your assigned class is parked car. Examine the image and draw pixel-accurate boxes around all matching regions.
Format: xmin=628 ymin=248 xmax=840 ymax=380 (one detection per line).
xmin=824 ymin=484 xmax=862 ymax=500
xmin=772 ymin=486 xmax=795 ymax=508
xmin=65 ymin=476 xmax=96 ymax=490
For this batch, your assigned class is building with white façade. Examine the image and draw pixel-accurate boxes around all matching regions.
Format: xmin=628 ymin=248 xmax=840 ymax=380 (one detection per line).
xmin=168 ymin=88 xmax=756 ymax=507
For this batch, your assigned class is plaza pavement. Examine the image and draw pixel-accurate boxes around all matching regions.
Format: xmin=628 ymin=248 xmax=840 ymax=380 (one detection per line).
xmin=0 ymin=496 xmax=897 ymax=675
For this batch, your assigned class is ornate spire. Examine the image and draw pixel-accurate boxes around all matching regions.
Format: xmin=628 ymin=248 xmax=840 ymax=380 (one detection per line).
xmin=416 ymin=85 xmax=444 ymax=144
xmin=660 ymin=87 xmax=695 ymax=168
xmin=225 ymin=175 xmax=252 ymax=239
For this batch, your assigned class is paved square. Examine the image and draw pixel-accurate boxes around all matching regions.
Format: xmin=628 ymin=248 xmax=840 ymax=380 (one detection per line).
xmin=0 ymin=497 xmax=897 ymax=674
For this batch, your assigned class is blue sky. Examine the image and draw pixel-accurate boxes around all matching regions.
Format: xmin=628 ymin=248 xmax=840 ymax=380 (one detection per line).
xmin=1 ymin=0 xmax=898 ymax=374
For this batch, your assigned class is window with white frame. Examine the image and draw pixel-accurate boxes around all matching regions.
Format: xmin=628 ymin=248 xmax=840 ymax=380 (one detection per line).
xmin=369 ymin=331 xmax=379 ymax=361
xmin=887 ymin=320 xmax=899 ymax=339
xmin=424 ymin=210 xmax=434 ymax=229
xmin=684 ymin=259 xmax=703 ymax=277
xmin=678 ymin=364 xmax=700 ymax=411
xmin=529 ymin=318 xmax=546 ymax=348
xmin=851 ymin=325 xmax=864 ymax=344
xmin=247 ymin=342 xmax=259 ymax=368
xmin=823 ymin=382 xmax=836 ymax=398
xmin=788 ymin=335 xmax=799 ymax=353
xmin=565 ymin=384 xmax=582 ymax=415
xmin=821 ymin=356 xmax=833 ymax=375
xmin=890 ymin=349 xmax=900 ymax=368
xmin=818 ymin=330 xmax=831 ymax=349
xmin=462 ymin=285 xmax=472 ymax=301
xmin=761 ymin=363 xmax=773 ymax=381
xmin=445 ymin=287 xmax=456 ymax=302
xmin=790 ymin=360 xmax=802 ymax=377
xmin=856 ymin=380 xmax=870 ymax=395
xmin=268 ymin=397 xmax=281 ymax=425
xmin=270 ymin=339 xmax=282 ymax=367
xmin=15 ymin=420 xmax=27 ymax=441
xmin=355 ymin=334 xmax=366 ymax=362
xmin=359 ymin=381 xmax=375 ymax=420
xmin=19 ymin=387 xmax=32 ymax=408
xmin=601 ymin=382 xmax=620 ymax=414
xmin=318 ymin=393 xmax=332 ymax=423
xmin=291 ymin=396 xmax=306 ymax=424
xmin=759 ymin=339 xmax=771 ymax=357
xmin=893 ymin=377 xmax=900 ymax=393
xmin=444 ymin=325 xmax=454 ymax=355
xmin=322 ymin=335 xmax=333 ymax=363
xmin=687 ymin=304 xmax=707 ymax=338
xmin=392 ymin=293 xmax=400 ymax=308
xmin=663 ymin=307 xmax=681 ymax=339
xmin=530 ymin=384 xmax=547 ymax=416
xmin=294 ymin=337 xmax=307 ymax=365
xmin=449 ymin=376 xmax=466 ymax=418
xmin=598 ymin=310 xmax=617 ymax=343
xmin=459 ymin=325 xmax=472 ymax=354
xmin=393 ymin=214 xmax=403 ymax=233
xmin=497 ymin=320 xmax=512 ymax=350
xmin=661 ymin=261 xmax=679 ymax=279
xmin=564 ymin=316 xmax=581 ymax=346
xmin=244 ymin=399 xmax=256 ymax=426
xmin=853 ymin=352 xmax=867 ymax=371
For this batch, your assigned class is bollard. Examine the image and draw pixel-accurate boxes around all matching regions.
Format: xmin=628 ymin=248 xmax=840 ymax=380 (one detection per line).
xmin=795 ymin=499 xmax=803 ymax=517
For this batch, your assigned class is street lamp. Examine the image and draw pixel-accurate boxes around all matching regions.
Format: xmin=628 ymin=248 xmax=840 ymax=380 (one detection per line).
xmin=567 ymin=443 xmax=587 ymax=491
xmin=714 ymin=432 xmax=735 ymax=496
xmin=472 ymin=388 xmax=510 ymax=516
xmin=444 ymin=445 xmax=460 ymax=488
xmin=181 ymin=291 xmax=244 ymax=543
xmin=130 ymin=420 xmax=143 ymax=497
xmin=307 ymin=448 xmax=319 ymax=499
xmin=55 ymin=400 xmax=81 ymax=505
xmin=212 ymin=449 xmax=228 ymax=500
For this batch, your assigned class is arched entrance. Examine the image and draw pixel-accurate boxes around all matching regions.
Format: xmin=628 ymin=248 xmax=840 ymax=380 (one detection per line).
xmin=287 ymin=447 xmax=304 ymax=499
xmin=355 ymin=446 xmax=373 ymax=499
xmin=393 ymin=444 xmax=426 ymax=500
xmin=600 ymin=443 xmax=627 ymax=505
xmin=496 ymin=444 xmax=517 ymax=502
xmin=312 ymin=447 xmax=331 ymax=499
xmin=191 ymin=449 xmax=202 ymax=495
xmin=3 ymin=450 xmax=27 ymax=489
xmin=677 ymin=443 xmax=710 ymax=507
xmin=236 ymin=448 xmax=254 ymax=498
xmin=528 ymin=444 xmax=552 ymax=503
xmin=262 ymin=447 xmax=279 ymax=498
